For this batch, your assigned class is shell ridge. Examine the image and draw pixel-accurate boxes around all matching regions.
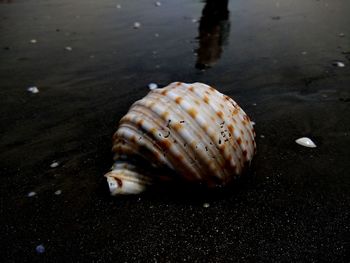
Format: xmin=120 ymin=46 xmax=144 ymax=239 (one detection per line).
xmin=170 ymin=84 xmax=232 ymax=180
xmin=146 ymin=89 xmax=213 ymax=181
xmin=189 ymin=83 xmax=244 ymax=176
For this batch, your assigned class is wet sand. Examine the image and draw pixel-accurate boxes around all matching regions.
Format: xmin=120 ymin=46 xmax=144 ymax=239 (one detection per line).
xmin=1 ymin=0 xmax=349 ymax=261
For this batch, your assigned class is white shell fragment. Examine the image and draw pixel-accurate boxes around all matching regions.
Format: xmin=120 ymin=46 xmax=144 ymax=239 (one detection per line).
xmin=295 ymin=137 xmax=317 ymax=148
xmin=155 ymin=1 xmax=161 ymax=7
xmin=65 ymin=46 xmax=73 ymax=51
xmin=54 ymin=190 xmax=62 ymax=195
xmin=30 ymin=39 xmax=37 ymax=44
xmin=148 ymin=83 xmax=158 ymax=90
xmin=50 ymin=161 xmax=59 ymax=168
xmin=27 ymin=191 xmax=37 ymax=197
xmin=105 ymin=82 xmax=256 ymax=195
xmin=333 ymin=61 xmax=345 ymax=68
xmin=27 ymin=86 xmax=39 ymax=94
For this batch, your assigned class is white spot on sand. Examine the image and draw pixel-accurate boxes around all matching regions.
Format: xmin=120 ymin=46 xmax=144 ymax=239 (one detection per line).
xmin=133 ymin=22 xmax=141 ymax=29
xmin=50 ymin=161 xmax=59 ymax=168
xmin=27 ymin=191 xmax=36 ymax=197
xmin=333 ymin=61 xmax=345 ymax=68
xmin=27 ymin=86 xmax=39 ymax=94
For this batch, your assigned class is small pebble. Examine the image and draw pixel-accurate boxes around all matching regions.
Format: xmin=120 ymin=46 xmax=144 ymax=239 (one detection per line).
xmin=295 ymin=137 xmax=317 ymax=148
xmin=65 ymin=46 xmax=72 ymax=51
xmin=133 ymin=22 xmax=141 ymax=29
xmin=27 ymin=86 xmax=39 ymax=94
xmin=116 ymin=4 xmax=121 ymax=9
xmin=155 ymin=1 xmax=161 ymax=6
xmin=50 ymin=161 xmax=59 ymax=168
xmin=27 ymin=191 xmax=36 ymax=197
xmin=148 ymin=83 xmax=158 ymax=90
xmin=203 ymin=203 xmax=210 ymax=208
xmin=333 ymin=61 xmax=345 ymax=68
xmin=36 ymin=244 xmax=45 ymax=254
xmin=252 ymin=103 xmax=257 ymax=106
xmin=30 ymin=39 xmax=37 ymax=44
xmin=54 ymin=190 xmax=62 ymax=195
xmin=260 ymin=134 xmax=265 ymax=139
xmin=339 ymin=33 xmax=345 ymax=37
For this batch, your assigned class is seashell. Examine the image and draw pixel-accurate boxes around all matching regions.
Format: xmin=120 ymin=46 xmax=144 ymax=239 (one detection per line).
xmin=105 ymin=82 xmax=256 ymax=195
xmin=295 ymin=137 xmax=317 ymax=148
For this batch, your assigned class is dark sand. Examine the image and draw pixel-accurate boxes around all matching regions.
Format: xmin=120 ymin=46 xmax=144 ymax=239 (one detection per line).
xmin=1 ymin=0 xmax=349 ymax=261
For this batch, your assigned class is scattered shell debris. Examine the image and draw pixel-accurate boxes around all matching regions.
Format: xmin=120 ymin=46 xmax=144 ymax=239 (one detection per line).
xmin=27 ymin=86 xmax=39 ymax=94
xmin=133 ymin=22 xmax=141 ymax=29
xmin=203 ymin=203 xmax=210 ymax=208
xmin=36 ymin=244 xmax=45 ymax=254
xmin=333 ymin=61 xmax=345 ymax=68
xmin=148 ymin=83 xmax=158 ymax=90
xmin=295 ymin=137 xmax=317 ymax=148
xmin=65 ymin=46 xmax=73 ymax=51
xmin=50 ymin=161 xmax=59 ymax=168
xmin=30 ymin=39 xmax=37 ymax=44
xmin=27 ymin=191 xmax=36 ymax=197
xmin=54 ymin=190 xmax=62 ymax=195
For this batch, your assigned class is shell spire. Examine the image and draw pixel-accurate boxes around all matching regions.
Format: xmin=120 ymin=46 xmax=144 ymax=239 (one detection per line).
xmin=105 ymin=82 xmax=256 ymax=195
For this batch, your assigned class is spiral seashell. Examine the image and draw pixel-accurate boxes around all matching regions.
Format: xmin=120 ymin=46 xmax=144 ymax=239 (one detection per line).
xmin=105 ymin=82 xmax=256 ymax=195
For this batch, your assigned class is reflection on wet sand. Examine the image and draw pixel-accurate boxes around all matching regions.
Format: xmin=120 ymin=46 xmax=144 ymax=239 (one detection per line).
xmin=196 ymin=0 xmax=230 ymax=70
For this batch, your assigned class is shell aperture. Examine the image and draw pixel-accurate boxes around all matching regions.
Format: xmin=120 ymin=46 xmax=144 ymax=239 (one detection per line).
xmin=105 ymin=82 xmax=256 ymax=195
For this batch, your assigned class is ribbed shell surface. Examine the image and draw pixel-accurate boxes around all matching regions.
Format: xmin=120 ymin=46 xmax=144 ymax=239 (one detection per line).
xmin=112 ymin=82 xmax=256 ymax=187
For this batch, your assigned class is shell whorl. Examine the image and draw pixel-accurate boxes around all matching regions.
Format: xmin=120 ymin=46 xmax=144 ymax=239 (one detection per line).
xmin=105 ymin=82 xmax=256 ymax=195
